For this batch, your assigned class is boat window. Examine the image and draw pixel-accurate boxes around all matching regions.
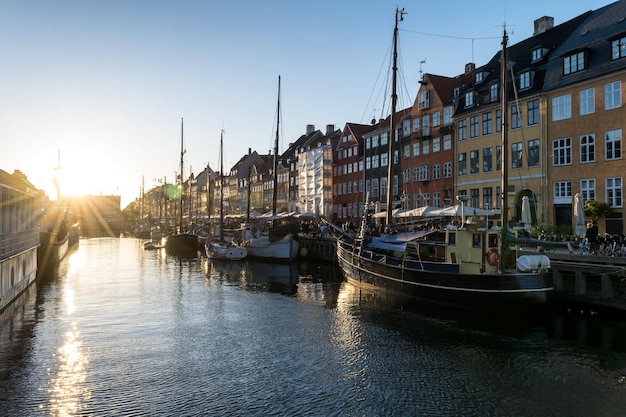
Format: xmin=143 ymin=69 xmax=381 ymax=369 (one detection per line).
xmin=472 ymin=234 xmax=481 ymax=248
xmin=488 ymin=234 xmax=498 ymax=248
xmin=448 ymin=232 xmax=456 ymax=245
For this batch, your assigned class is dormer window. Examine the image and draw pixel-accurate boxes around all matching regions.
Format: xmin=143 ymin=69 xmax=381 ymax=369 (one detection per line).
xmin=612 ymin=36 xmax=626 ymax=60
xmin=563 ymin=51 xmax=585 ymax=75
xmin=531 ymin=48 xmax=543 ymax=62
xmin=519 ymin=71 xmax=531 ymax=89
xmin=465 ymin=91 xmax=474 ymax=108
xmin=475 ymin=72 xmax=484 ymax=83
xmin=418 ymin=90 xmax=430 ymax=109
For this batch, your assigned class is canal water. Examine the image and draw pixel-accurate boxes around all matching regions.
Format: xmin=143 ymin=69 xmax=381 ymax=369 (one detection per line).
xmin=2 ymin=238 xmax=626 ymax=416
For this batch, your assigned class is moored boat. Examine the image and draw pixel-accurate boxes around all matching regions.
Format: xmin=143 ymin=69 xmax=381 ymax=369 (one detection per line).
xmin=38 ymin=207 xmax=70 ymax=270
xmin=334 ymin=10 xmax=552 ymax=316
xmin=163 ymin=118 xmax=199 ymax=258
xmin=0 ymin=169 xmax=40 ymax=314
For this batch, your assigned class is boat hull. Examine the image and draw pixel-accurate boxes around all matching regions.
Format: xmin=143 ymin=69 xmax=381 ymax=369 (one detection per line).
xmin=38 ymin=231 xmax=69 ymax=271
xmin=206 ymin=241 xmax=248 ymax=261
xmin=336 ymin=239 xmax=552 ymax=314
xmin=246 ymin=233 xmax=299 ymax=261
xmin=164 ymin=234 xmax=199 ymax=257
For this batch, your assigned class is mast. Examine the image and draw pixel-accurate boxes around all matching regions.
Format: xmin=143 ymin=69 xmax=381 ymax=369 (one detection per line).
xmin=272 ymin=75 xmax=281 ymax=219
xmin=179 ymin=117 xmax=184 ymax=233
xmin=246 ymin=148 xmax=252 ymax=222
xmin=499 ymin=29 xmax=509 ymax=269
xmin=219 ymin=130 xmax=225 ymax=241
xmin=385 ymin=7 xmax=404 ymax=231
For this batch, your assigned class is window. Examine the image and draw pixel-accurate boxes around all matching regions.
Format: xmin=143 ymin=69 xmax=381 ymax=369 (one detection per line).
xmin=422 ymin=115 xmax=431 ymax=136
xmin=470 ymin=150 xmax=479 ymax=174
xmin=496 ymin=186 xmax=502 ymax=209
xmin=432 ymin=112 xmax=441 ymax=127
xmin=490 ymin=83 xmax=498 ymax=102
xmin=372 ymin=178 xmax=379 ymax=197
xmin=563 ymin=52 xmax=585 ymax=75
xmin=581 ymin=179 xmax=595 ymax=202
xmin=496 ymin=146 xmax=502 ymax=171
xmin=443 ymin=135 xmax=452 ymax=151
xmin=365 ymin=156 xmax=371 ymax=170
xmin=495 ymin=110 xmax=502 ymax=132
xmin=512 ymin=142 xmax=523 ymax=169
xmin=381 ymin=152 xmax=388 ymax=167
xmin=412 ymin=142 xmax=420 ymax=157
xmin=482 ymin=112 xmax=492 ymax=135
xmin=465 ymin=91 xmax=474 ymax=107
xmin=381 ymin=133 xmax=387 ymax=145
xmin=443 ymin=106 xmax=453 ymax=125
xmin=483 ymin=148 xmax=493 ymax=172
xmin=413 ymin=167 xmax=419 ymax=182
xmin=365 ymin=137 xmax=371 ymax=149
xmin=403 ymin=168 xmax=410 ymax=182
xmin=531 ymin=48 xmax=543 ymax=62
xmin=458 ymin=120 xmax=467 ymax=141
xmin=372 ymin=135 xmax=379 ymax=147
xmin=483 ymin=187 xmax=493 ymax=209
xmin=511 ymin=105 xmax=521 ymax=129
xmin=605 ymin=81 xmax=621 ymax=110
xmin=475 ymin=72 xmax=484 ymax=83
xmin=432 ymin=137 xmax=440 ymax=152
xmin=433 ymin=164 xmax=441 ymax=179
xmin=580 ymin=134 xmax=595 ymax=163
xmin=443 ymin=162 xmax=452 ymax=178
xmin=422 ymin=139 xmax=430 ymax=155
xmin=433 ymin=192 xmax=441 ymax=208
xmin=519 ymin=71 xmax=530 ymax=89
xmin=403 ymin=144 xmax=410 ymax=159
xmin=554 ymin=181 xmax=572 ymax=202
xmin=527 ymin=99 xmax=539 ymax=126
xmin=418 ymin=90 xmax=430 ymax=109
xmin=606 ymin=177 xmax=623 ymax=207
xmin=458 ymin=153 xmax=467 ymax=176
xmin=552 ymin=137 xmax=572 ymax=166
xmin=381 ymin=177 xmax=388 ymax=198
xmin=372 ymin=154 xmax=379 ymax=168
xmin=528 ymin=139 xmax=540 ymax=167
xmin=402 ymin=119 xmax=410 ymax=137
xmin=470 ymin=188 xmax=480 ymax=208
xmin=605 ymin=129 xmax=622 ymax=161
xmin=413 ymin=194 xmax=420 ymax=209
xmin=412 ymin=117 xmax=420 ymax=132
xmin=552 ymin=94 xmax=571 ymax=121
xmin=580 ymin=88 xmax=595 ymax=115
xmin=612 ymin=37 xmax=626 ymax=60
xmin=418 ymin=165 xmax=430 ymax=181
xmin=470 ymin=116 xmax=479 ymax=138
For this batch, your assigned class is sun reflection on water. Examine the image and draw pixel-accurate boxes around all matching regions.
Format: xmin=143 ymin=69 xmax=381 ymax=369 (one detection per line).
xmin=48 ymin=326 xmax=89 ymax=417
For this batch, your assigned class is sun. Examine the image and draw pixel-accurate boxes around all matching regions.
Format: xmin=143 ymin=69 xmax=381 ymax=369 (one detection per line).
xmin=51 ymin=146 xmax=120 ymax=199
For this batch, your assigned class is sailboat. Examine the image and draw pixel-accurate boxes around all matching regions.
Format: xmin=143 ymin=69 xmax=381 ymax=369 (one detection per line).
xmin=205 ymin=130 xmax=248 ymax=261
xmin=164 ymin=118 xmax=200 ymax=257
xmin=243 ymin=75 xmax=300 ymax=261
xmin=335 ymin=11 xmax=552 ymax=315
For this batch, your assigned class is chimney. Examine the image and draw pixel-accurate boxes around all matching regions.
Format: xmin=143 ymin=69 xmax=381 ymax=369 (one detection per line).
xmin=325 ymin=124 xmax=334 ymax=135
xmin=533 ymin=16 xmax=554 ymax=36
xmin=306 ymin=124 xmax=315 ymax=135
xmin=464 ymin=63 xmax=475 ymax=74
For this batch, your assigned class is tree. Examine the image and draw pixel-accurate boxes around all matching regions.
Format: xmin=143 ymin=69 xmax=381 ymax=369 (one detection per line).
xmin=584 ymin=200 xmax=612 ymax=222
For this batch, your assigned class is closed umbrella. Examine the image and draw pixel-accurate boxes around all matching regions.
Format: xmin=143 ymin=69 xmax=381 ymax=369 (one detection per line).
xmin=521 ymin=196 xmax=532 ymax=232
xmin=573 ymin=193 xmax=586 ymax=237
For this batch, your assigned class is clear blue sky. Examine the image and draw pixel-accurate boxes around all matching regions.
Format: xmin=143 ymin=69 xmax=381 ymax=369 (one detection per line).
xmin=0 ymin=0 xmax=612 ymax=207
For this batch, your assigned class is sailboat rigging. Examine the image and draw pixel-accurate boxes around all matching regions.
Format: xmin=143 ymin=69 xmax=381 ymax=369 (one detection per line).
xmin=335 ymin=11 xmax=553 ymax=316
xmin=164 ymin=118 xmax=201 ymax=257
xmin=205 ymin=130 xmax=247 ymax=260
xmin=243 ymin=75 xmax=300 ymax=261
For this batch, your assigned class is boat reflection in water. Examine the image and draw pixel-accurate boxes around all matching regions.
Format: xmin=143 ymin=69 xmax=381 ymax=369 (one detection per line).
xmin=205 ymin=260 xmax=299 ymax=296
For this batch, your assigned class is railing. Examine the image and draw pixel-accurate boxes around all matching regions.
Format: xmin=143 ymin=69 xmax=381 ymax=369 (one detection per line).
xmin=0 ymin=230 xmax=39 ymax=258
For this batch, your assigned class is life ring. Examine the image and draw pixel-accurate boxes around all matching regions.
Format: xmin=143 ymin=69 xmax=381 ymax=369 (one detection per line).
xmin=486 ymin=247 xmax=499 ymax=266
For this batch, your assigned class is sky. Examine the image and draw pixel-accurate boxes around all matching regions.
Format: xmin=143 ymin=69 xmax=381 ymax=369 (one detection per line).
xmin=0 ymin=0 xmax=614 ymax=208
